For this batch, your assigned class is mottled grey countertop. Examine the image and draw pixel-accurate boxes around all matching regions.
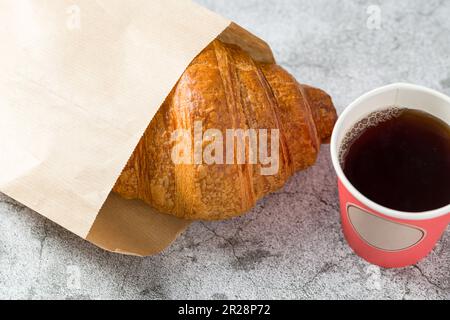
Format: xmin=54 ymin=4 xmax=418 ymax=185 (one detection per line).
xmin=0 ymin=0 xmax=449 ymax=300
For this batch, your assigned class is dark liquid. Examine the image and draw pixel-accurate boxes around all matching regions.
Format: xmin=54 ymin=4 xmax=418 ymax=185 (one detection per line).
xmin=342 ymin=108 xmax=450 ymax=212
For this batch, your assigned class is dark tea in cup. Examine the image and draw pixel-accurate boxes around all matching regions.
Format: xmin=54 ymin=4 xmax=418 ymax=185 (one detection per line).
xmin=340 ymin=108 xmax=450 ymax=212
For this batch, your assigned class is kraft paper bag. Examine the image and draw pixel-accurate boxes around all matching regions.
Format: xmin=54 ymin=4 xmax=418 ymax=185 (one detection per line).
xmin=0 ymin=0 xmax=274 ymax=256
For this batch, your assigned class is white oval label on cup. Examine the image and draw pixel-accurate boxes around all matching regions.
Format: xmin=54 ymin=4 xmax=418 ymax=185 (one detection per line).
xmin=347 ymin=205 xmax=425 ymax=252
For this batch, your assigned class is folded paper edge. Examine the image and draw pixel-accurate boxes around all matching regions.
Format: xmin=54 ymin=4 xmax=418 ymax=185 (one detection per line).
xmin=86 ymin=194 xmax=191 ymax=257
xmin=218 ymin=22 xmax=275 ymax=64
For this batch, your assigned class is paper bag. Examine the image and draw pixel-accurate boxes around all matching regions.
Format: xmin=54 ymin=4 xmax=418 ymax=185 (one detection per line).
xmin=0 ymin=0 xmax=274 ymax=256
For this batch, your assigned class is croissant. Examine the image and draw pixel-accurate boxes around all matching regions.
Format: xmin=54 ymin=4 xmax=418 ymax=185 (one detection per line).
xmin=113 ymin=39 xmax=337 ymax=220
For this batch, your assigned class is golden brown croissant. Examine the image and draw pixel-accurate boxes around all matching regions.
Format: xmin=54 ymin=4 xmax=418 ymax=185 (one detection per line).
xmin=113 ymin=39 xmax=337 ymax=220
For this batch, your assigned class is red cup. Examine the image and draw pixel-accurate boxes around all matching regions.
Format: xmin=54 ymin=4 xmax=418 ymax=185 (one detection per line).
xmin=330 ymin=83 xmax=450 ymax=268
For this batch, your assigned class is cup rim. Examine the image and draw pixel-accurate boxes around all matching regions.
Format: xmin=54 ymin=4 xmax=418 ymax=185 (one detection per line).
xmin=331 ymin=83 xmax=450 ymax=221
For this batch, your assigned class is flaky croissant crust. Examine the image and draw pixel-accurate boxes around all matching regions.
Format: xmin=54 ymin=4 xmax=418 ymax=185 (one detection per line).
xmin=113 ymin=40 xmax=337 ymax=220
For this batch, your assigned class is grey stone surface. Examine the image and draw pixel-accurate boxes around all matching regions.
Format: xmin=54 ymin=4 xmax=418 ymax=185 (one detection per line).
xmin=0 ymin=0 xmax=449 ymax=300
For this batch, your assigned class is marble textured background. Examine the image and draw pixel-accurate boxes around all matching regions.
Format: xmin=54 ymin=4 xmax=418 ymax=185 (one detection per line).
xmin=0 ymin=0 xmax=449 ymax=300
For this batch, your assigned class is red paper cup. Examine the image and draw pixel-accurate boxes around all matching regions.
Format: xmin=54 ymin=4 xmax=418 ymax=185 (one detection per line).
xmin=331 ymin=83 xmax=450 ymax=268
